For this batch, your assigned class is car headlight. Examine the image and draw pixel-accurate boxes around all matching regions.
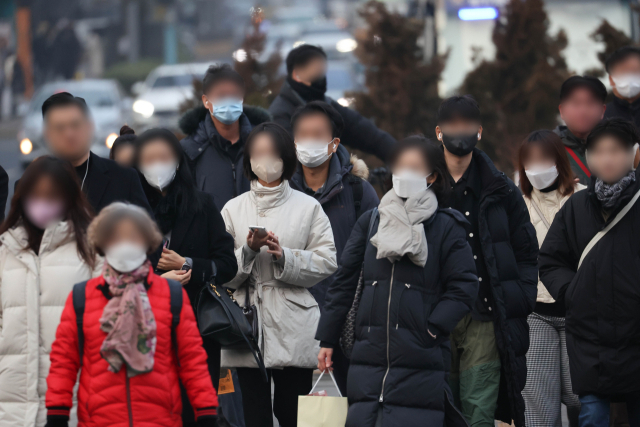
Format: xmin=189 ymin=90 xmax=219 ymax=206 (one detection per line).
xmin=20 ymin=138 xmax=33 ymax=155
xmin=133 ymin=100 xmax=155 ymax=118
xmin=337 ymin=97 xmax=355 ymax=107
xmin=105 ymin=133 xmax=118 ymax=149
xmin=336 ymin=38 xmax=357 ymax=53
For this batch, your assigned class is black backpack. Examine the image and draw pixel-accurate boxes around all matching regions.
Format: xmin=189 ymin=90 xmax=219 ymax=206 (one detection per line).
xmin=72 ymin=279 xmax=183 ymax=366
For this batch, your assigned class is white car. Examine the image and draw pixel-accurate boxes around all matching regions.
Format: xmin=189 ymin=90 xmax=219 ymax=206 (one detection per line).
xmin=131 ymin=63 xmax=212 ymax=130
xmin=18 ymin=79 xmax=132 ymax=165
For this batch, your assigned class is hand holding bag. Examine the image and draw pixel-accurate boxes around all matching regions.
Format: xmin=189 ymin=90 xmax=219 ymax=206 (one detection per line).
xmin=298 ymin=371 xmax=348 ymax=427
xmin=197 ymin=279 xmax=268 ymax=381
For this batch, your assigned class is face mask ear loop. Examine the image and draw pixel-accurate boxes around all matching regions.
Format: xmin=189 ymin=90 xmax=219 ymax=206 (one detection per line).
xmin=425 ymin=172 xmax=434 ymax=190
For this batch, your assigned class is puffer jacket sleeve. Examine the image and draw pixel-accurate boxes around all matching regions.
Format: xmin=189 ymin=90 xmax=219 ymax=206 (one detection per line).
xmin=504 ymin=182 xmax=539 ymax=318
xmin=176 ymin=288 xmax=219 ymax=421
xmin=315 ymin=210 xmax=371 ymax=345
xmin=427 ymin=216 xmax=478 ymax=335
xmin=220 ymin=202 xmax=257 ymax=289
xmin=538 ymin=203 xmax=577 ymax=302
xmin=274 ymin=203 xmax=338 ymax=287
xmin=45 ymin=291 xmax=80 ymax=422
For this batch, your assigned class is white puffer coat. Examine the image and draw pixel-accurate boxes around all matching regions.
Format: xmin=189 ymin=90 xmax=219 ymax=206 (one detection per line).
xmin=524 ymin=184 xmax=585 ymax=303
xmin=220 ymin=180 xmax=337 ymax=369
xmin=0 ymin=221 xmax=100 ymax=426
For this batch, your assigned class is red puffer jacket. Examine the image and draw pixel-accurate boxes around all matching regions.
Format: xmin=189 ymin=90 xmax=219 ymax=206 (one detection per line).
xmin=45 ymin=268 xmax=218 ymax=427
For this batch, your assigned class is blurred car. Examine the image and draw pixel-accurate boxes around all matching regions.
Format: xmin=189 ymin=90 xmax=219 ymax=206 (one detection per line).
xmin=130 ymin=63 xmax=212 ymax=130
xmin=18 ymin=79 xmax=132 ymax=164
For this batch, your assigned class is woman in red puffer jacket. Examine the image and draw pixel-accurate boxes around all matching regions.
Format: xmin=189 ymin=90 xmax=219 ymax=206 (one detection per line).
xmin=45 ymin=203 xmax=218 ymax=427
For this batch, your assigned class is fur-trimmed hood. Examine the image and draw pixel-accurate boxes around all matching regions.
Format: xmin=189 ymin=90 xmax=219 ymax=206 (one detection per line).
xmin=179 ymin=105 xmax=272 ymax=136
xmin=349 ymin=154 xmax=369 ymax=180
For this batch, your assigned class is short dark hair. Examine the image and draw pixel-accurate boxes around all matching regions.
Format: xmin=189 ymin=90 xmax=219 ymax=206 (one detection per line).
xmin=585 ymin=118 xmax=640 ymax=150
xmin=202 ymin=63 xmax=245 ymax=95
xmin=605 ymin=45 xmax=640 ymax=73
xmin=387 ymin=135 xmax=450 ymax=203
xmin=436 ymin=95 xmax=480 ymax=125
xmin=243 ymin=122 xmax=298 ymax=182
xmin=286 ymin=45 xmax=327 ymax=76
xmin=559 ymin=75 xmax=607 ymax=103
xmin=41 ymin=92 xmax=89 ymax=118
xmin=290 ymin=101 xmax=344 ymax=139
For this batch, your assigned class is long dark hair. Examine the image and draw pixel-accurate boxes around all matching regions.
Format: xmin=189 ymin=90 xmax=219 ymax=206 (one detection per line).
xmin=109 ymin=125 xmax=137 ymax=160
xmin=387 ymin=135 xmax=451 ymax=202
xmin=133 ymin=128 xmax=203 ymax=233
xmin=0 ymin=156 xmax=94 ymax=266
xmin=518 ymin=130 xmax=575 ymax=198
xmin=242 ymin=122 xmax=298 ymax=182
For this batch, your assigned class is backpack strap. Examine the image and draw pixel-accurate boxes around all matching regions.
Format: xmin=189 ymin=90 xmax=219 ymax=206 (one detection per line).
xmin=349 ymin=174 xmax=364 ymax=221
xmin=166 ymin=279 xmax=183 ymax=363
xmin=72 ymin=281 xmax=88 ymax=367
xmin=565 ymin=146 xmax=591 ymax=180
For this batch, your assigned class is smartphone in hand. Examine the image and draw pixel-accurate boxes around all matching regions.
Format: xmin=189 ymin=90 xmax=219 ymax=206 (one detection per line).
xmin=249 ymin=226 xmax=268 ymax=238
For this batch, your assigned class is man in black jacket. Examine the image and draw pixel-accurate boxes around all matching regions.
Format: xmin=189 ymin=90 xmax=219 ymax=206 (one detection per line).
xmin=41 ymin=92 xmax=152 ymax=214
xmin=0 ymin=164 xmax=7 ymax=222
xmin=436 ymin=96 xmax=538 ymax=427
xmin=180 ymin=64 xmax=271 ymax=210
xmin=289 ymin=101 xmax=379 ymax=395
xmin=269 ymin=44 xmax=396 ymax=162
xmin=554 ymin=76 xmax=607 ymax=185
xmin=539 ymin=118 xmax=640 ymax=427
xmin=605 ymin=46 xmax=640 ymax=131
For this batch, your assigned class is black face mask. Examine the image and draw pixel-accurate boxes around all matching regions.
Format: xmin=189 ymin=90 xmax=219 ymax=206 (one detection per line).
xmin=310 ymin=76 xmax=327 ymax=93
xmin=442 ymin=132 xmax=479 ymax=157
xmin=287 ymin=75 xmax=327 ymax=102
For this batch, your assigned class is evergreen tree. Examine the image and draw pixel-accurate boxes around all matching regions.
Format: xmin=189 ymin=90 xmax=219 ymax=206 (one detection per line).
xmin=586 ymin=20 xmax=634 ymax=77
xmin=460 ymin=0 xmax=569 ymax=172
xmin=348 ymin=0 xmax=446 ymax=141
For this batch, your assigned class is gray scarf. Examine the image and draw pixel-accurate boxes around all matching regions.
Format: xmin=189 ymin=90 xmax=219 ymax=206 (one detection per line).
xmin=595 ymin=170 xmax=636 ymax=209
xmin=370 ymin=188 xmax=438 ymax=267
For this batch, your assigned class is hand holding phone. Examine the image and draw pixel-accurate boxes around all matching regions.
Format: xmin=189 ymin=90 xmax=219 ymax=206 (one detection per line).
xmin=247 ymin=226 xmax=270 ymax=251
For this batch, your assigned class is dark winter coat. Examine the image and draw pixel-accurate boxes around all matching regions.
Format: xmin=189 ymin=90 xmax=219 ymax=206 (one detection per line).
xmin=289 ymin=145 xmax=379 ymax=310
xmin=605 ymin=95 xmax=640 ymax=131
xmin=0 ymin=164 xmax=7 ymax=223
xmin=269 ymin=80 xmax=396 ymax=161
xmin=316 ymin=207 xmax=478 ymax=427
xmin=467 ymin=149 xmax=539 ymax=426
xmin=539 ymin=170 xmax=640 ymax=396
xmin=554 ymin=126 xmax=590 ymax=185
xmin=179 ymin=106 xmax=272 ymax=209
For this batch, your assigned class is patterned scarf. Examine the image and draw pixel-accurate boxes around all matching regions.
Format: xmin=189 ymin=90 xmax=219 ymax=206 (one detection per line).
xmin=100 ymin=261 xmax=157 ymax=377
xmin=595 ymin=170 xmax=636 ymax=209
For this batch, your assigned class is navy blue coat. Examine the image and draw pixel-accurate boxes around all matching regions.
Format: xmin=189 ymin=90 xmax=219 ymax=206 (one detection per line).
xmin=290 ymin=145 xmax=379 ymax=310
xmin=179 ymin=106 xmax=272 ymax=209
xmin=316 ymin=207 xmax=478 ymax=427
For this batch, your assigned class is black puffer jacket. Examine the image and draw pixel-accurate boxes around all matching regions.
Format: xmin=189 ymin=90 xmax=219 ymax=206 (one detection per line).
xmin=269 ymin=80 xmax=396 ymax=161
xmin=469 ymin=149 xmax=539 ymax=427
xmin=539 ymin=170 xmax=640 ymax=396
xmin=179 ymin=106 xmax=272 ymax=209
xmin=316 ymin=208 xmax=478 ymax=427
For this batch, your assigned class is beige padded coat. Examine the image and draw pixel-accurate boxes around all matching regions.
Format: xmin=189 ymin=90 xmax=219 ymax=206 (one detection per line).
xmin=220 ymin=180 xmax=338 ymax=369
xmin=0 ymin=221 xmax=101 ymax=427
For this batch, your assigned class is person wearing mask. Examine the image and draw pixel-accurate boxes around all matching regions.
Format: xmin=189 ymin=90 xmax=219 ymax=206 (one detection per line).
xmin=269 ymin=44 xmax=396 ymax=162
xmin=41 ymin=92 xmax=152 ymax=214
xmin=180 ymin=64 xmax=272 ymax=209
xmin=605 ymin=46 xmax=640 ymax=130
xmin=134 ymin=127 xmax=237 ymax=426
xmin=435 ymin=95 xmax=539 ymax=427
xmin=109 ymin=125 xmax=137 ymax=167
xmin=0 ymin=156 xmax=98 ymax=426
xmin=220 ymin=122 xmax=337 ymax=427
xmin=45 ymin=202 xmax=219 ymax=427
xmin=288 ymin=100 xmax=379 ymax=394
xmin=554 ymin=76 xmax=608 ymax=185
xmin=0 ymin=163 xmax=7 ymax=222
xmin=539 ymin=118 xmax=640 ymax=427
xmin=316 ymin=135 xmax=478 ymax=426
xmin=517 ymin=130 xmax=585 ymax=427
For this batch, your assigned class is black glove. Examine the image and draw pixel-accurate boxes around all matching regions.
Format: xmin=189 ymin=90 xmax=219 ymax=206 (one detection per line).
xmin=197 ymin=415 xmax=218 ymax=427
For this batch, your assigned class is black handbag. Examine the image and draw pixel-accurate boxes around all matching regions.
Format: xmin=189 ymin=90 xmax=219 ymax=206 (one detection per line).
xmin=243 ymin=284 xmax=259 ymax=338
xmin=197 ymin=279 xmax=268 ymax=381
xmin=340 ymin=207 xmax=378 ymax=359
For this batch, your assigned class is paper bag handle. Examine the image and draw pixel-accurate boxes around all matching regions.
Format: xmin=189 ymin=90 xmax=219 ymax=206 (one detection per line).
xmin=310 ymin=370 xmax=343 ymax=398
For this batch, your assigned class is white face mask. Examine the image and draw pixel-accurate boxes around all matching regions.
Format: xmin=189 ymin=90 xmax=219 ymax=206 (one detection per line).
xmin=250 ymin=156 xmax=284 ymax=184
xmin=105 ymin=242 xmax=147 ymax=273
xmin=525 ymin=164 xmax=559 ymax=190
xmin=612 ymin=74 xmax=640 ymax=99
xmin=295 ymin=139 xmax=336 ymax=168
xmin=141 ymin=161 xmax=178 ymax=191
xmin=392 ymin=169 xmax=430 ymax=198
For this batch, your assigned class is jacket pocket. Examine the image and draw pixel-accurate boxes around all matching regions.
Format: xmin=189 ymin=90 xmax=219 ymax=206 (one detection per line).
xmin=282 ymin=287 xmax=318 ymax=309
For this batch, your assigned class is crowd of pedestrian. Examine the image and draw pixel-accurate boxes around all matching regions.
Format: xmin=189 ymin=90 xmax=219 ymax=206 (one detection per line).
xmin=0 ymin=43 xmax=639 ymax=427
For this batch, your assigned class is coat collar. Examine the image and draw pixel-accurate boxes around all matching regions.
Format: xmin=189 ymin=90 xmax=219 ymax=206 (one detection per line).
xmin=470 ymin=148 xmax=510 ymax=203
xmin=611 ymin=94 xmax=640 ymax=112
xmin=249 ymin=180 xmax=293 ymax=209
xmin=182 ymin=111 xmax=253 ymax=161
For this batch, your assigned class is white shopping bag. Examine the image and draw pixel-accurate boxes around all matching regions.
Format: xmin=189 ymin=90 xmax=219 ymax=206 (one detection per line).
xmin=298 ymin=370 xmax=348 ymax=427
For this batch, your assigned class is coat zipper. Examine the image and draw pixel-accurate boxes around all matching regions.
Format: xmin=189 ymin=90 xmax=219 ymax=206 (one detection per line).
xmin=126 ymin=375 xmax=133 ymax=426
xmin=379 ymin=263 xmax=395 ymax=403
